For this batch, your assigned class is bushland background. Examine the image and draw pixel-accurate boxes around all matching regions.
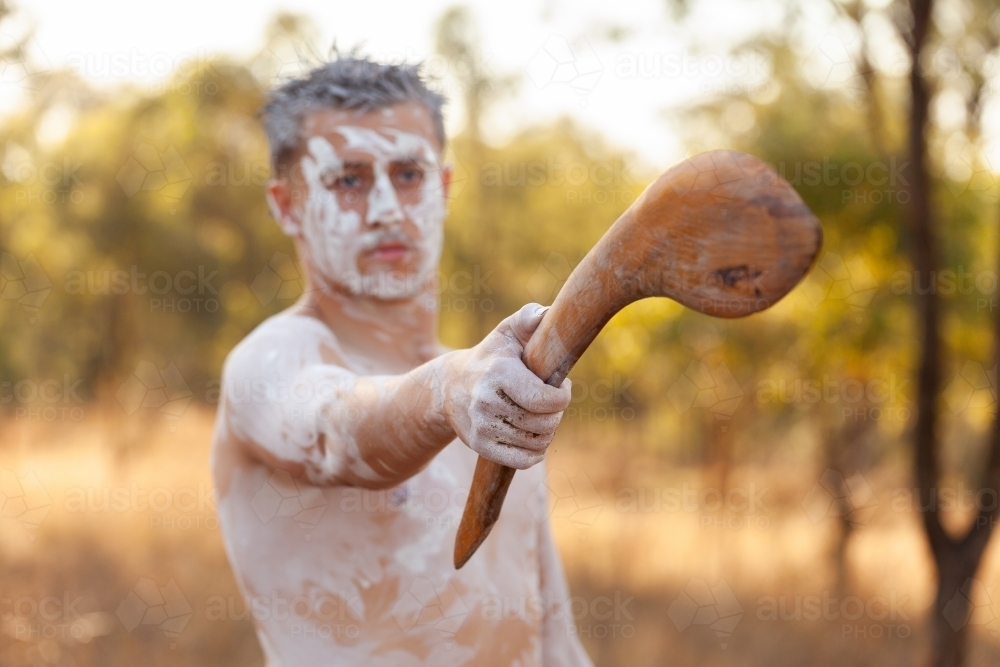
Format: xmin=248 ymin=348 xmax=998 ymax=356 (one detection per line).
xmin=2 ymin=0 xmax=1000 ymax=665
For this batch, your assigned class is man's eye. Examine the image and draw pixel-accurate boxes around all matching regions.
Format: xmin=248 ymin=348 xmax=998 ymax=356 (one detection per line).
xmin=335 ymin=174 xmax=362 ymax=188
xmin=394 ymin=168 xmax=423 ymax=186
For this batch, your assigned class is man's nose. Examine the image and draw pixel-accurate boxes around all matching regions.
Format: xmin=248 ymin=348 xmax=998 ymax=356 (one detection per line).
xmin=366 ymin=168 xmax=405 ymax=227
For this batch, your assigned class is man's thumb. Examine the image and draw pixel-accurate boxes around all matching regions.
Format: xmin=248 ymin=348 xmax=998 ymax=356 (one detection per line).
xmin=502 ymin=303 xmax=548 ymax=347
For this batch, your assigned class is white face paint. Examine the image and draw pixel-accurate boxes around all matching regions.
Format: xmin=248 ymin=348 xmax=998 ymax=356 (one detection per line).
xmin=297 ymin=126 xmax=446 ymax=300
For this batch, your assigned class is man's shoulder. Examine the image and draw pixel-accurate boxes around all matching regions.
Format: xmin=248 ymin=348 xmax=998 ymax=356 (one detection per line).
xmin=222 ymin=310 xmax=340 ymax=382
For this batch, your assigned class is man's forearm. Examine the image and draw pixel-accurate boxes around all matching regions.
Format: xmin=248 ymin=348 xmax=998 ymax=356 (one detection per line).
xmin=297 ymin=350 xmax=463 ymax=488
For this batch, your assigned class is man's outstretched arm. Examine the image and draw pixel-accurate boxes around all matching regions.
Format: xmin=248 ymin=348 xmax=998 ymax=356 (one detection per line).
xmin=222 ymin=303 xmax=571 ymax=489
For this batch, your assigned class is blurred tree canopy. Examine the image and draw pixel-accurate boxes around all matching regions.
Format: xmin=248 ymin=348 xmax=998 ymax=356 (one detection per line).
xmin=0 ymin=3 xmax=997 ymax=474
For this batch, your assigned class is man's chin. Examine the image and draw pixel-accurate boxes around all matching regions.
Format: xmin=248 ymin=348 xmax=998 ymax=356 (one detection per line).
xmin=339 ymin=269 xmax=430 ymax=301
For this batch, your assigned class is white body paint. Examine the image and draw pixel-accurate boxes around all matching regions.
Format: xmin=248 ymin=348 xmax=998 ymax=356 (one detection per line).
xmin=298 ymin=127 xmax=444 ymax=300
xmin=213 ymin=109 xmax=592 ymax=666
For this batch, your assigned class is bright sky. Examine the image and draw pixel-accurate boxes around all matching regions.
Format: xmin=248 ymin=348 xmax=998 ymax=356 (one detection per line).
xmin=2 ymin=0 xmax=800 ymax=169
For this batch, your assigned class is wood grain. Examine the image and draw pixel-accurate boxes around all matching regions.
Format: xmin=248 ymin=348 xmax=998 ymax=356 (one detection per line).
xmin=454 ymin=150 xmax=823 ymax=569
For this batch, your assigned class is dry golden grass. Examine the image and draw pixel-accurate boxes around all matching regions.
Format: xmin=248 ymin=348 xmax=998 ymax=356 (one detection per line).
xmin=1 ymin=408 xmax=998 ymax=666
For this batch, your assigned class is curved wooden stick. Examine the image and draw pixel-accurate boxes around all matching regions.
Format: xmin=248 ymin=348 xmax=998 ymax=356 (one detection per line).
xmin=454 ymin=150 xmax=823 ymax=568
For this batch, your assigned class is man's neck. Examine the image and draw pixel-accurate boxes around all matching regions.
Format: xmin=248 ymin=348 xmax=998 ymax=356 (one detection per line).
xmin=296 ymin=272 xmax=441 ymax=369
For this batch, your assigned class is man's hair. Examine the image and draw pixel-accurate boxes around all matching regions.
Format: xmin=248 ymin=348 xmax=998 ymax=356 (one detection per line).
xmin=260 ymin=55 xmax=447 ymax=170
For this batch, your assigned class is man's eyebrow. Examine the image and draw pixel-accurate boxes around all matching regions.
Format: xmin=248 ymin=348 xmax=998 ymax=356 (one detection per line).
xmin=390 ymin=153 xmax=435 ymax=166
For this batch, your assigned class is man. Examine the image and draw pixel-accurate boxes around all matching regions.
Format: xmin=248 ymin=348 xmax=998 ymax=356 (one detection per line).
xmin=211 ymin=56 xmax=594 ymax=666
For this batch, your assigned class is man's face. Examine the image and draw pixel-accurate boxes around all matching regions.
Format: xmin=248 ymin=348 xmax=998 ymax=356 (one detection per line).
xmin=268 ymin=102 xmax=450 ymax=300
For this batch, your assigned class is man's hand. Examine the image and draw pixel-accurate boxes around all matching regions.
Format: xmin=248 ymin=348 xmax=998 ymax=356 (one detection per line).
xmin=444 ymin=303 xmax=572 ymax=470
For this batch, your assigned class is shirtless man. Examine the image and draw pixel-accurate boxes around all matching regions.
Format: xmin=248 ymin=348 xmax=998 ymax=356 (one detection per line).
xmin=211 ymin=56 xmax=594 ymax=666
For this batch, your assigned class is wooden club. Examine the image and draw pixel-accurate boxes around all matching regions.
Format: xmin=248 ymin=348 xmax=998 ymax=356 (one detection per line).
xmin=454 ymin=149 xmax=823 ymax=569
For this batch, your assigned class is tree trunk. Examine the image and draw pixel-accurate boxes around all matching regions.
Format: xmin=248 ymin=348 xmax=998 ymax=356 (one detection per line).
xmin=903 ymin=1 xmax=1000 ymax=664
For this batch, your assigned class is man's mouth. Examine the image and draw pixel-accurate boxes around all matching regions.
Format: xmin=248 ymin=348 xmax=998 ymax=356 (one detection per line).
xmin=365 ymin=240 xmax=412 ymax=262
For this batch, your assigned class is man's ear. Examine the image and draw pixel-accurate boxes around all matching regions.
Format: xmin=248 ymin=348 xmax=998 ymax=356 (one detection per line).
xmin=266 ymin=178 xmax=301 ymax=237
xmin=440 ymin=163 xmax=452 ymax=202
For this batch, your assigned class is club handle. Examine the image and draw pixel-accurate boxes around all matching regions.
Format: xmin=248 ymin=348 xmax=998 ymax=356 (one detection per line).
xmin=454 ymin=247 xmax=624 ymax=568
